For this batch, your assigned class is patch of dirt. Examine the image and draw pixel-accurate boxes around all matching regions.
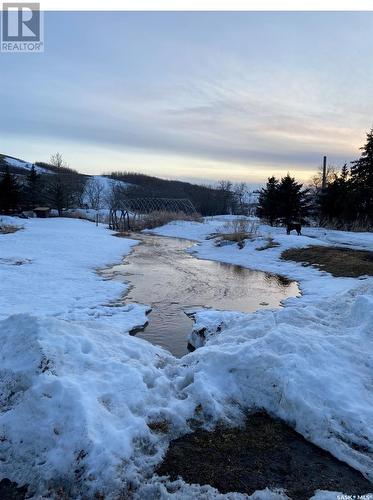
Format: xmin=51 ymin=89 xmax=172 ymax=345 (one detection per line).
xmin=281 ymin=245 xmax=373 ymax=277
xmin=0 ymin=224 xmax=21 ymax=235
xmin=156 ymin=412 xmax=372 ymax=500
xmin=148 ymin=419 xmax=171 ymax=434
xmin=113 ymin=231 xmax=132 ymax=238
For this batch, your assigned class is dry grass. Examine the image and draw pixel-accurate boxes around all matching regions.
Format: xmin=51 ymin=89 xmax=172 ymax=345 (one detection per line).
xmin=256 ymin=237 xmax=280 ymax=251
xmin=156 ymin=411 xmax=372 ymax=499
xmin=147 ymin=419 xmax=171 ymax=434
xmin=127 ymin=210 xmax=202 ymax=232
xmin=0 ymin=223 xmax=22 ymax=234
xmin=282 ymin=245 xmax=373 ymax=277
xmin=320 ymin=218 xmax=373 ymax=232
xmin=218 ymin=232 xmax=249 ymax=243
xmin=221 ymin=218 xmax=259 ymax=236
xmin=64 ymin=210 xmax=91 ymax=221
xmin=215 ymin=219 xmax=259 ymax=248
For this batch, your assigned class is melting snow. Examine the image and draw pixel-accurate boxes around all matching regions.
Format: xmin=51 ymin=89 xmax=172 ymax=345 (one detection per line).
xmin=0 ymin=215 xmax=372 ymax=498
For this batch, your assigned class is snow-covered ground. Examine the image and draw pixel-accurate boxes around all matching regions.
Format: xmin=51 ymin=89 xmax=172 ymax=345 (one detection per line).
xmin=2 ymin=155 xmax=51 ymax=174
xmin=0 ymin=216 xmax=146 ymax=327
xmin=0 ymin=215 xmax=372 ymax=499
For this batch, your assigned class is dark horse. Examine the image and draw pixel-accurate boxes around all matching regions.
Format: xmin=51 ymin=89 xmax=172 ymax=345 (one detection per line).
xmin=286 ymin=222 xmax=302 ymax=235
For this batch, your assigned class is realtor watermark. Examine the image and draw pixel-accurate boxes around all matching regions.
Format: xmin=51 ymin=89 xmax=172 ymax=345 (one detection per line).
xmin=1 ymin=2 xmax=44 ymax=52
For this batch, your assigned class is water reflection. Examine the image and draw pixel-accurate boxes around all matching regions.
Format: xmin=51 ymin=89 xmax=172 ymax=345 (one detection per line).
xmin=105 ymin=234 xmax=299 ymax=357
xmin=264 ymin=272 xmax=293 ymax=288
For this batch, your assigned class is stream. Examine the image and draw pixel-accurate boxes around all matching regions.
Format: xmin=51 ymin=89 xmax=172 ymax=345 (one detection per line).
xmin=104 ymin=233 xmax=300 ymax=357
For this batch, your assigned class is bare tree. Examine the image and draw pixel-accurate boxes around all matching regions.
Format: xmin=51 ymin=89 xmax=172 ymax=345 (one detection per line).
xmin=45 ymin=153 xmax=87 ymax=215
xmin=84 ymin=177 xmax=105 ymax=210
xmin=217 ymin=180 xmax=235 ymax=214
xmin=50 ymin=152 xmax=68 ymax=170
xmin=105 ymin=182 xmax=128 ymax=211
xmin=233 ymin=182 xmax=248 ymax=215
xmin=309 ymin=164 xmax=338 ymax=193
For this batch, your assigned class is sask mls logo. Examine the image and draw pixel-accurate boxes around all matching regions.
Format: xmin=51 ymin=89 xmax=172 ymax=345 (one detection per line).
xmin=1 ymin=2 xmax=44 ymax=52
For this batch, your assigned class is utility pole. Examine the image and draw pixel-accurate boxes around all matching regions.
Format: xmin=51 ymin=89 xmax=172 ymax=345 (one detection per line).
xmin=322 ymin=155 xmax=327 ymax=190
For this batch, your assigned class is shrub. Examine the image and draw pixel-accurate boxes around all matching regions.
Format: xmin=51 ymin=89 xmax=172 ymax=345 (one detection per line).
xmin=214 ymin=218 xmax=259 ymax=248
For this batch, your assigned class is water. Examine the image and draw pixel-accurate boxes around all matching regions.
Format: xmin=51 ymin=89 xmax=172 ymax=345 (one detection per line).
xmin=104 ymin=233 xmax=299 ymax=357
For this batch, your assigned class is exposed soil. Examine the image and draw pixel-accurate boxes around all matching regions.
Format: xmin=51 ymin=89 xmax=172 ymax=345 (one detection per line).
xmin=156 ymin=412 xmax=372 ymax=500
xmin=281 ymin=245 xmax=373 ymax=277
xmin=0 ymin=224 xmax=21 ymax=235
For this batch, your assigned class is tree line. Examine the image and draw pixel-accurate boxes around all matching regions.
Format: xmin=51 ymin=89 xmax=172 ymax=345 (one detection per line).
xmin=108 ymin=171 xmax=250 ymax=216
xmin=2 ymin=127 xmax=372 ymax=227
xmin=0 ymin=154 xmax=252 ymax=216
xmin=318 ymin=128 xmax=373 ymax=228
xmin=0 ymin=153 xmax=86 ymax=215
xmin=257 ymin=127 xmax=373 ymax=229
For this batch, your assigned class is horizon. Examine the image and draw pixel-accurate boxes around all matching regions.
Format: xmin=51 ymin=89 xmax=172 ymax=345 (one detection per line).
xmin=1 ymin=11 xmax=373 ymax=184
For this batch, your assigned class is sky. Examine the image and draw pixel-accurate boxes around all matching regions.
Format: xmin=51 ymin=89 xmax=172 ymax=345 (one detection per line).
xmin=1 ymin=11 xmax=373 ymax=186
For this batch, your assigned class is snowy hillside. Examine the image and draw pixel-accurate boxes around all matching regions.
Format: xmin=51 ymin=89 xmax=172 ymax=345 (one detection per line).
xmin=82 ymin=175 xmax=131 ymax=209
xmin=1 ymin=155 xmax=131 ymax=210
xmin=1 ymin=155 xmax=52 ymax=174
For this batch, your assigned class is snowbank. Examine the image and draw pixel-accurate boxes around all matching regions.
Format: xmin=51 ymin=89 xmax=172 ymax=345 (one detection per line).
xmin=184 ymin=283 xmax=373 ymax=481
xmin=0 ymin=314 xmax=184 ymax=498
xmin=151 ymin=218 xmax=373 ymax=484
xmin=135 ymin=477 xmax=288 ymax=499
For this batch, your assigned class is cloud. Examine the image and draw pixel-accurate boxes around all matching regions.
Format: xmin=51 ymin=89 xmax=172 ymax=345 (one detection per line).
xmin=1 ymin=11 xmax=372 ymax=180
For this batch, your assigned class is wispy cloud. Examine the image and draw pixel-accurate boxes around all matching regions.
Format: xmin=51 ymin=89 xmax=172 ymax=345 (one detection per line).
xmin=1 ymin=11 xmax=372 ymax=181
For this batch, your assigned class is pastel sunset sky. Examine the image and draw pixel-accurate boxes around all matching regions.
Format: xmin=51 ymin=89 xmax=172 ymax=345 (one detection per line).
xmin=2 ymin=11 xmax=373 ymax=185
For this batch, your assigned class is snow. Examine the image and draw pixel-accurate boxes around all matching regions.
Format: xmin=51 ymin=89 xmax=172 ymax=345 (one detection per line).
xmin=2 ymin=155 xmax=131 ymax=201
xmin=151 ymin=218 xmax=373 ymax=484
xmin=135 ymin=478 xmax=288 ymax=499
xmin=0 ymin=314 xmax=181 ymax=498
xmin=184 ymin=283 xmax=373 ymax=480
xmin=150 ymin=217 xmax=370 ymax=304
xmin=3 ymin=155 xmax=51 ymax=174
xmin=0 ymin=216 xmax=146 ymax=327
xmin=0 ymin=217 xmax=180 ymax=497
xmin=0 ymin=215 xmax=373 ymax=498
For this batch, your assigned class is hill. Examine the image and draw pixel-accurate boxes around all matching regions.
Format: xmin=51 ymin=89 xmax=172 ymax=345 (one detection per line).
xmin=0 ymin=154 xmax=52 ymax=175
xmin=109 ymin=171 xmax=236 ymax=215
xmin=0 ymin=154 xmax=250 ymax=215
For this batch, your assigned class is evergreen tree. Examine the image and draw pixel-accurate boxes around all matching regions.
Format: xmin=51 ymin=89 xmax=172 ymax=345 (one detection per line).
xmin=257 ymin=176 xmax=280 ymax=225
xmin=318 ymin=165 xmax=353 ymax=224
xmin=340 ymin=162 xmax=349 ymax=182
xmin=46 ymin=174 xmax=66 ymax=216
xmin=350 ymin=127 xmax=373 ymax=220
xmin=277 ymin=174 xmax=309 ymax=223
xmin=26 ymin=164 xmax=40 ymax=209
xmin=0 ymin=167 xmax=20 ymax=213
